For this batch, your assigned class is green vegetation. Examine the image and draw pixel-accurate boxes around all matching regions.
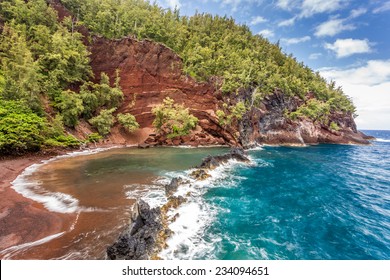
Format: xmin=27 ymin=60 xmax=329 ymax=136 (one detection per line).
xmin=289 ymin=99 xmax=330 ymax=124
xmin=0 ymin=0 xmax=125 ymax=154
xmin=87 ymin=132 xmax=103 ymax=143
xmin=0 ymin=0 xmax=358 ymax=154
xmin=118 ymin=113 xmax=140 ymax=133
xmin=88 ymin=108 xmax=116 ymax=136
xmin=61 ymin=0 xmax=355 ymax=116
xmin=216 ymin=101 xmax=247 ymax=127
xmin=330 ymin=122 xmax=340 ymax=131
xmin=152 ymin=97 xmax=198 ymax=138
xmin=0 ymin=99 xmax=47 ymax=154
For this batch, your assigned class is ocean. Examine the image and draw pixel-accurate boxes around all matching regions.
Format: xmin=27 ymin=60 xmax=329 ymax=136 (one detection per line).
xmin=160 ymin=130 xmax=390 ymax=260
xmin=4 ymin=131 xmax=390 ymax=260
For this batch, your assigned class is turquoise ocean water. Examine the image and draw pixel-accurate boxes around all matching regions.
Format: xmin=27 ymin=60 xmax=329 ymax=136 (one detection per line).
xmin=161 ymin=130 xmax=390 ymax=260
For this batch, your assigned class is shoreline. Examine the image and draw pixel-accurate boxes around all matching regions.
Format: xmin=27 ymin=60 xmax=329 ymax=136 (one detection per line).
xmin=0 ymin=152 xmax=66 ymax=253
xmin=0 ymin=138 xmax=377 ymax=258
xmin=0 ymin=145 xmax=122 ymax=256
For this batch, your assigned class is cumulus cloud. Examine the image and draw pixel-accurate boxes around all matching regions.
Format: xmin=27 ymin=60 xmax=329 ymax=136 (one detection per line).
xmin=280 ymin=36 xmax=311 ymax=45
xmin=320 ymin=60 xmax=390 ymax=86
xmin=250 ymin=16 xmax=267 ymax=25
xmin=300 ymin=0 xmax=344 ymax=17
xmin=325 ymin=38 xmax=372 ymax=58
xmin=320 ymin=60 xmax=390 ymax=129
xmin=258 ymin=29 xmax=274 ymax=38
xmin=373 ymin=1 xmax=390 ymax=13
xmin=315 ymin=18 xmax=355 ymax=37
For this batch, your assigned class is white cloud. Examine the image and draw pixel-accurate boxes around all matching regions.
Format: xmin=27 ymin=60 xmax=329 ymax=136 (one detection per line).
xmin=250 ymin=16 xmax=267 ymax=25
xmin=276 ymin=0 xmax=299 ymax=10
xmin=161 ymin=0 xmax=181 ymax=9
xmin=325 ymin=38 xmax=372 ymax=58
xmin=258 ymin=29 xmax=274 ymax=38
xmin=280 ymin=36 xmax=311 ymax=45
xmin=278 ymin=17 xmax=297 ymax=27
xmin=315 ymin=18 xmax=355 ymax=37
xmin=309 ymin=52 xmax=322 ymax=59
xmin=300 ymin=0 xmax=344 ymax=18
xmin=320 ymin=60 xmax=390 ymax=86
xmin=349 ymin=8 xmax=367 ymax=18
xmin=373 ymin=1 xmax=390 ymax=13
xmin=314 ymin=8 xmax=366 ymax=37
xmin=320 ymin=60 xmax=390 ymax=129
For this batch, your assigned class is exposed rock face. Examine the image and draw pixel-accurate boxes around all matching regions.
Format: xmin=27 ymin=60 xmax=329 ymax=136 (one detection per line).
xmin=106 ymin=200 xmax=163 ymax=260
xmin=198 ymin=148 xmax=250 ymax=170
xmin=88 ymin=36 xmax=369 ymax=146
xmin=89 ymin=36 xmax=237 ymax=146
xmin=165 ymin=177 xmax=182 ymax=197
xmin=50 ymin=0 xmax=370 ymax=147
xmin=238 ymin=91 xmax=370 ymax=147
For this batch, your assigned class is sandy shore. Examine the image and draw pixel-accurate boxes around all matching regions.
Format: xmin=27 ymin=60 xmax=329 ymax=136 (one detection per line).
xmin=0 ymin=153 xmax=68 ymax=254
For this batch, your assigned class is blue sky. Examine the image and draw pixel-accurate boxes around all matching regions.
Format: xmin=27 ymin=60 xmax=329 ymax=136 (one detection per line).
xmin=156 ymin=0 xmax=390 ymax=130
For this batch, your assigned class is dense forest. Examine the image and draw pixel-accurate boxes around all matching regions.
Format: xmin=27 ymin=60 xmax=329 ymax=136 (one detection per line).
xmin=0 ymin=0 xmax=356 ymax=154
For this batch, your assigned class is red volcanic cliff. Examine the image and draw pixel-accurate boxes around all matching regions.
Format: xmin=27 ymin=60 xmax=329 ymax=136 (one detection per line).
xmin=50 ymin=0 xmax=370 ymax=147
xmin=88 ymin=37 xmax=237 ymax=146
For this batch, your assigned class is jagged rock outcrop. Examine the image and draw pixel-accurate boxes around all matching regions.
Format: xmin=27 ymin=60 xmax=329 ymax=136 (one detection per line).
xmin=198 ymin=148 xmax=250 ymax=170
xmin=238 ymin=91 xmax=370 ymax=146
xmin=106 ymin=200 xmax=163 ymax=260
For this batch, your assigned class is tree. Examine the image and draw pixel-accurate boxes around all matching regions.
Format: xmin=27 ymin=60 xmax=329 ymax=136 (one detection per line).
xmin=0 ymin=24 xmax=42 ymax=112
xmin=56 ymin=90 xmax=84 ymax=127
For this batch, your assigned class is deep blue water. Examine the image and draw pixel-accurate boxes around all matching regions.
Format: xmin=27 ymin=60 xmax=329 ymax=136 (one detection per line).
xmin=187 ymin=130 xmax=390 ymax=260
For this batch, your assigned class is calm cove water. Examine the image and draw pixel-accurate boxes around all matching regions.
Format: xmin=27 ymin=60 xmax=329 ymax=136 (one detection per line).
xmin=3 ymin=131 xmax=390 ymax=260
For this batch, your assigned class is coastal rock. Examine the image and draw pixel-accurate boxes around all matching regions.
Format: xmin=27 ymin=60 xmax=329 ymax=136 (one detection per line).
xmin=106 ymin=200 xmax=162 ymax=260
xmin=190 ymin=169 xmax=211 ymax=180
xmin=198 ymin=148 xmax=250 ymax=170
xmin=165 ymin=177 xmax=183 ymax=197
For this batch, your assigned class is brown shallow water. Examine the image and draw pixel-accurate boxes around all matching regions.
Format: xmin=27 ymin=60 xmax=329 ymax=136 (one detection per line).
xmin=0 ymin=147 xmax=227 ymax=259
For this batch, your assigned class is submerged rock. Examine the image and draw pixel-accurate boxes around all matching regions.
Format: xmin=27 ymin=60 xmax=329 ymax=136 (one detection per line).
xmin=106 ymin=200 xmax=163 ymax=260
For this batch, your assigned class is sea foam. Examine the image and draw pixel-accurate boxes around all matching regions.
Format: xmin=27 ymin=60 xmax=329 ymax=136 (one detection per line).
xmin=11 ymin=148 xmax=115 ymax=214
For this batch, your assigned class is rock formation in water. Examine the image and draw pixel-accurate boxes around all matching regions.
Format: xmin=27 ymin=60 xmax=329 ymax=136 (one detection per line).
xmin=106 ymin=200 xmax=164 ymax=260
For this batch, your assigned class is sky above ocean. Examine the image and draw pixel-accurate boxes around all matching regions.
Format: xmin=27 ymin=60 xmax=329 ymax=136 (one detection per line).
xmin=156 ymin=0 xmax=390 ymax=130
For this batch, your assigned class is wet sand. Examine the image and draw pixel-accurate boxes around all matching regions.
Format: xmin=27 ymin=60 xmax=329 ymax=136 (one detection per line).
xmin=0 ymin=154 xmax=68 ymax=254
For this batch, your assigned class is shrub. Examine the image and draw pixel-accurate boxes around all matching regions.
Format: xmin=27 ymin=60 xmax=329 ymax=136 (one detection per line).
xmin=87 ymin=133 xmax=102 ymax=143
xmin=0 ymin=99 xmax=47 ymax=154
xmin=152 ymin=97 xmax=198 ymax=138
xmin=89 ymin=108 xmax=116 ymax=136
xmin=329 ymin=122 xmax=340 ymax=131
xmin=117 ymin=113 xmax=139 ymax=133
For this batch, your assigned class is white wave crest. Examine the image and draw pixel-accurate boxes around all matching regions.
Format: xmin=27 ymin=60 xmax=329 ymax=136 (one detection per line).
xmin=375 ymin=138 xmax=390 ymax=143
xmin=11 ymin=148 xmax=115 ymax=214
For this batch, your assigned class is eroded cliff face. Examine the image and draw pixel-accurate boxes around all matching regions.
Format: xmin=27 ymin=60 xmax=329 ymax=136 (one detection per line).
xmin=51 ymin=0 xmax=369 ymax=147
xmin=89 ymin=36 xmax=238 ymax=146
xmin=87 ymin=36 xmax=369 ymax=147
xmin=238 ymin=91 xmax=370 ymax=146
